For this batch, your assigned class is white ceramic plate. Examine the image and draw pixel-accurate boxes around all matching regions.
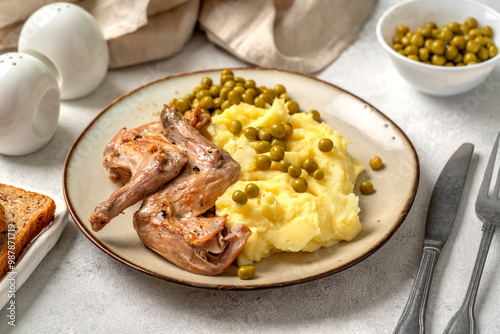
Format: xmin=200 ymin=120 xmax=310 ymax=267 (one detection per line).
xmin=0 ymin=183 xmax=68 ymax=308
xmin=63 ymin=68 xmax=419 ymax=290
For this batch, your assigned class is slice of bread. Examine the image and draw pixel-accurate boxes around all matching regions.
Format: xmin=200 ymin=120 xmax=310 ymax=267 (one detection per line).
xmin=0 ymin=202 xmax=6 ymax=233
xmin=0 ymin=184 xmax=56 ymax=279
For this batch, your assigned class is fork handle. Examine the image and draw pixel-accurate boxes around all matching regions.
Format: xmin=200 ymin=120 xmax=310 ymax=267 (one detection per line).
xmin=443 ymin=222 xmax=496 ymax=334
xmin=394 ymin=247 xmax=440 ymax=334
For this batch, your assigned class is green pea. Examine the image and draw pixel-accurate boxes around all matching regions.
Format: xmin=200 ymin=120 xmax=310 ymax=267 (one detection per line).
xmin=393 ymin=43 xmax=403 ymax=52
xmin=263 ymin=89 xmax=276 ymax=100
xmin=369 ymin=156 xmax=383 ymax=170
xmin=258 ymin=128 xmax=273 ymax=142
xmin=451 ymin=36 xmax=466 ymax=50
xmin=489 ymin=45 xmax=498 ymax=58
xmin=318 ymin=138 xmax=334 ymax=152
xmin=256 ymin=141 xmax=272 ymax=153
xmin=453 ymin=53 xmax=463 ymax=64
xmin=313 ymin=169 xmax=325 ymax=180
xmin=199 ymin=96 xmax=214 ymax=109
xmin=244 ymin=79 xmax=256 ymax=89
xmin=475 ymin=36 xmax=486 ymax=46
xmin=220 ymin=74 xmax=233 ymax=84
xmin=220 ymin=86 xmax=231 ymax=100
xmin=481 ymin=25 xmax=493 ymax=37
xmin=287 ymin=164 xmax=302 ymax=178
xmin=221 ymin=100 xmax=232 ymax=111
xmin=291 ymin=177 xmax=308 ymax=193
xmin=270 ymin=123 xmax=286 ymax=139
xmin=260 ymin=93 xmax=274 ymax=104
xmin=439 ymin=28 xmax=453 ymax=42
xmin=242 ymin=92 xmax=254 ymax=104
xmin=269 ymin=146 xmax=285 ymax=162
xmin=360 ymin=181 xmax=374 ymax=194
xmin=224 ymin=80 xmax=236 ymax=89
xmin=283 ymin=124 xmax=293 ymax=140
xmin=466 ymin=40 xmax=480 ymax=53
xmin=477 ymin=46 xmax=489 ymax=61
xmin=279 ymin=93 xmax=291 ymax=102
xmin=256 ymin=155 xmax=272 ymax=170
xmin=193 ymin=85 xmax=205 ymax=95
xmin=237 ymin=265 xmax=255 ymax=280
xmin=286 ymin=100 xmax=300 ymax=114
xmin=221 ymin=68 xmax=234 ymax=76
xmin=201 ymin=76 xmax=212 ymax=87
xmin=393 ymin=33 xmax=404 ymax=45
xmin=425 ymin=22 xmax=437 ymax=29
xmin=232 ymin=190 xmax=248 ymax=204
xmin=245 ymin=88 xmax=257 ymax=98
xmin=271 ymin=138 xmax=286 ymax=151
xmin=445 ymin=45 xmax=459 ymax=61
xmin=233 ymin=85 xmax=245 ymax=94
xmin=431 ymin=54 xmax=446 ymax=66
xmin=397 ymin=25 xmax=410 ymax=35
xmin=309 ymin=110 xmax=321 ymax=122
xmin=213 ymin=97 xmax=223 ymax=109
xmin=431 ymin=39 xmax=446 ymax=55
xmin=274 ymin=84 xmax=286 ymax=96
xmin=448 ymin=22 xmax=461 ymax=33
xmin=254 ymin=96 xmax=266 ymax=108
xmin=404 ymin=44 xmax=417 ymax=56
xmin=228 ymin=90 xmax=242 ymax=105
xmin=463 ymin=52 xmax=477 ymax=64
xmin=244 ymin=127 xmax=259 ymax=141
xmin=410 ymin=33 xmax=424 ymax=47
xmin=245 ymin=183 xmax=260 ymax=198
xmin=175 ymin=98 xmax=190 ymax=113
xmin=302 ymin=158 xmax=318 ymax=173
xmin=209 ymin=84 xmax=221 ymax=97
xmin=196 ymin=89 xmax=211 ymax=100
xmin=229 ymin=120 xmax=242 ymax=135
xmin=424 ymin=38 xmax=433 ymax=51
xmin=278 ymin=160 xmax=291 ymax=173
xmin=464 ymin=17 xmax=478 ymax=29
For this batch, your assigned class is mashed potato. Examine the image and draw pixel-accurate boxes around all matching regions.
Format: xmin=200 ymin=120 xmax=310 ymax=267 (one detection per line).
xmin=207 ymin=99 xmax=364 ymax=265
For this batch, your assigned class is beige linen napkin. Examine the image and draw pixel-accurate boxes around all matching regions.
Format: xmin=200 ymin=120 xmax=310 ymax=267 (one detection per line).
xmin=199 ymin=0 xmax=377 ymax=73
xmin=0 ymin=0 xmax=375 ymax=72
xmin=100 ymin=0 xmax=199 ymax=68
xmin=0 ymin=0 xmax=199 ymax=69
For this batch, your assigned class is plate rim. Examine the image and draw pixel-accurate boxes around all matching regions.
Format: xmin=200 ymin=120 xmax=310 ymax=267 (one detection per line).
xmin=62 ymin=66 xmax=420 ymax=290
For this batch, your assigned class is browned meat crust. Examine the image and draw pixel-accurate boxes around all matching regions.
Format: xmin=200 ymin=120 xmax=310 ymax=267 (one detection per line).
xmin=90 ymin=106 xmax=251 ymax=275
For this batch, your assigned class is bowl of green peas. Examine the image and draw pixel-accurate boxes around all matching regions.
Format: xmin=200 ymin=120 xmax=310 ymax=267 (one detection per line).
xmin=376 ymin=0 xmax=500 ymax=96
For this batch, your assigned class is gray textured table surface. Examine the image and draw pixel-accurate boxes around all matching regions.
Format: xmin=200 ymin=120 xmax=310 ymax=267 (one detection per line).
xmin=1 ymin=0 xmax=500 ymax=333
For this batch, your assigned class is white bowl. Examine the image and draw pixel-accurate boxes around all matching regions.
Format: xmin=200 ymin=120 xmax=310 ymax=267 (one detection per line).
xmin=376 ymin=0 xmax=500 ymax=96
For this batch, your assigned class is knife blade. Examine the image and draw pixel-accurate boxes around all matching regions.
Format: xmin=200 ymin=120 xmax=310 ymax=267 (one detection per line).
xmin=394 ymin=143 xmax=474 ymax=334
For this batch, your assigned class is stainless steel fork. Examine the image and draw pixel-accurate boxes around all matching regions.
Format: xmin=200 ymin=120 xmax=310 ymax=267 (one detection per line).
xmin=443 ymin=132 xmax=500 ymax=334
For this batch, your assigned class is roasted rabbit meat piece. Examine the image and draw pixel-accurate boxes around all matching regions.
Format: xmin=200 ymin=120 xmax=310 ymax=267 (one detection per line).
xmin=89 ymin=122 xmax=188 ymax=232
xmin=133 ymin=106 xmax=251 ymax=275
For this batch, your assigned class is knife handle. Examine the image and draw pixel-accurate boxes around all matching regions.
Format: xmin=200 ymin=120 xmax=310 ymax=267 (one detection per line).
xmin=394 ymin=247 xmax=440 ymax=334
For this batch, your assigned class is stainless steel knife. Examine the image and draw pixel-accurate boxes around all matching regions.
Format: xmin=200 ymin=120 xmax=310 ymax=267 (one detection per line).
xmin=394 ymin=143 xmax=474 ymax=334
